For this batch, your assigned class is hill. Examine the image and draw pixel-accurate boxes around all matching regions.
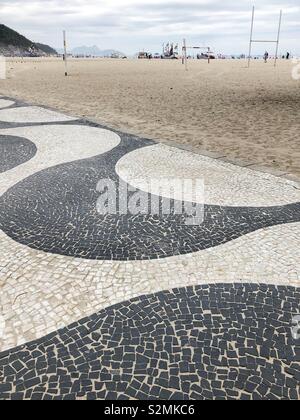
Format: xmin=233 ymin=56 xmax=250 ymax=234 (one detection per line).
xmin=0 ymin=24 xmax=57 ymax=56
xmin=35 ymin=43 xmax=57 ymax=55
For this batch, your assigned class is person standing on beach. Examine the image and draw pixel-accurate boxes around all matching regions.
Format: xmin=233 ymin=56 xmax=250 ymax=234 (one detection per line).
xmin=264 ymin=51 xmax=269 ymax=63
xmin=286 ymin=52 xmax=290 ymax=60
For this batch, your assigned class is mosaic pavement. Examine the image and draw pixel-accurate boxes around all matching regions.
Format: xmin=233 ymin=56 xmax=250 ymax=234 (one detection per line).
xmin=0 ymin=96 xmax=299 ymax=400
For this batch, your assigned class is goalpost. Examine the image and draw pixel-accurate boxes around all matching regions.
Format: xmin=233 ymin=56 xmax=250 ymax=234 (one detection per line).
xmin=248 ymin=6 xmax=283 ymax=68
xmin=182 ymin=39 xmax=212 ymax=71
xmin=63 ymin=30 xmax=68 ymax=76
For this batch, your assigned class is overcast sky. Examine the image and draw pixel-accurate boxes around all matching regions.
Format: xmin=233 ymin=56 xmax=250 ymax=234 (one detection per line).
xmin=0 ymin=0 xmax=299 ymax=54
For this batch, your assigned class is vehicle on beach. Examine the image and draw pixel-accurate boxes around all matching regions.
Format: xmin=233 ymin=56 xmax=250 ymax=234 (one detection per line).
xmin=111 ymin=52 xmax=127 ymax=59
xmin=162 ymin=55 xmax=178 ymax=60
xmin=197 ymin=52 xmax=216 ymax=60
xmin=138 ymin=51 xmax=151 ymax=59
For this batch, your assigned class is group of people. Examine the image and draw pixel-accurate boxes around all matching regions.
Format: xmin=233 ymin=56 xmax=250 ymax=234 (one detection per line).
xmin=264 ymin=51 xmax=290 ymax=62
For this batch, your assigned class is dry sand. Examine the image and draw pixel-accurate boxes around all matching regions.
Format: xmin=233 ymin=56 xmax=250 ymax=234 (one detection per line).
xmin=1 ymin=57 xmax=299 ymax=177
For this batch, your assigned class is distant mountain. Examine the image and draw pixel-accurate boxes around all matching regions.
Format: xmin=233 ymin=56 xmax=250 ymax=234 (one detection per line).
xmin=69 ymin=45 xmax=126 ymax=57
xmin=71 ymin=45 xmax=102 ymax=56
xmin=0 ymin=24 xmax=57 ymax=56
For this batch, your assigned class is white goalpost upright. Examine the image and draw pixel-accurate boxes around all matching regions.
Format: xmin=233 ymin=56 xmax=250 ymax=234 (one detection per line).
xmin=182 ymin=39 xmax=212 ymax=70
xmin=182 ymin=39 xmax=188 ymax=70
xmin=248 ymin=6 xmax=283 ymax=68
xmin=63 ymin=30 xmax=68 ymax=76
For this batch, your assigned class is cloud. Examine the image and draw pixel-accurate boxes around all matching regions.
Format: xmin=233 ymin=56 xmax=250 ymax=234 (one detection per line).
xmin=0 ymin=0 xmax=299 ymax=54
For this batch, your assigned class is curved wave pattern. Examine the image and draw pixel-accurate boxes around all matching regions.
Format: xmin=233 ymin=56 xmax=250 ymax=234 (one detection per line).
xmin=0 ymin=99 xmax=299 ymax=401
xmin=0 ymin=125 xmax=122 ymax=196
xmin=0 ymin=106 xmax=78 ymax=124
xmin=116 ymin=144 xmax=300 ymax=207
xmin=0 ymin=284 xmax=299 ymax=400
xmin=0 ymin=223 xmax=299 ymax=353
xmin=0 ymin=135 xmax=37 ymax=173
xmin=0 ymin=100 xmax=299 ymax=261
xmin=0 ymin=132 xmax=299 ymax=260
xmin=0 ymin=99 xmax=15 ymax=109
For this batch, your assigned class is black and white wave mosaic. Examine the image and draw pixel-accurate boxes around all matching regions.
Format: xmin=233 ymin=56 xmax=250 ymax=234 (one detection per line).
xmin=0 ymin=284 xmax=299 ymax=400
xmin=0 ymin=97 xmax=299 ymax=401
xmin=0 ymin=97 xmax=299 ymax=261
xmin=0 ymin=135 xmax=37 ymax=173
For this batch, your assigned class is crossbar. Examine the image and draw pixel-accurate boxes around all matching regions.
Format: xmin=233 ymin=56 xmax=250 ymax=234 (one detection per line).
xmin=248 ymin=6 xmax=283 ymax=67
xmin=182 ymin=40 xmax=212 ymax=69
xmin=251 ymin=40 xmax=278 ymax=43
xmin=186 ymin=46 xmax=210 ymax=49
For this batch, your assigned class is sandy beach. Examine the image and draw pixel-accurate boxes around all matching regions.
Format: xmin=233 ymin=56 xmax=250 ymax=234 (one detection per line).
xmin=1 ymin=57 xmax=299 ymax=177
